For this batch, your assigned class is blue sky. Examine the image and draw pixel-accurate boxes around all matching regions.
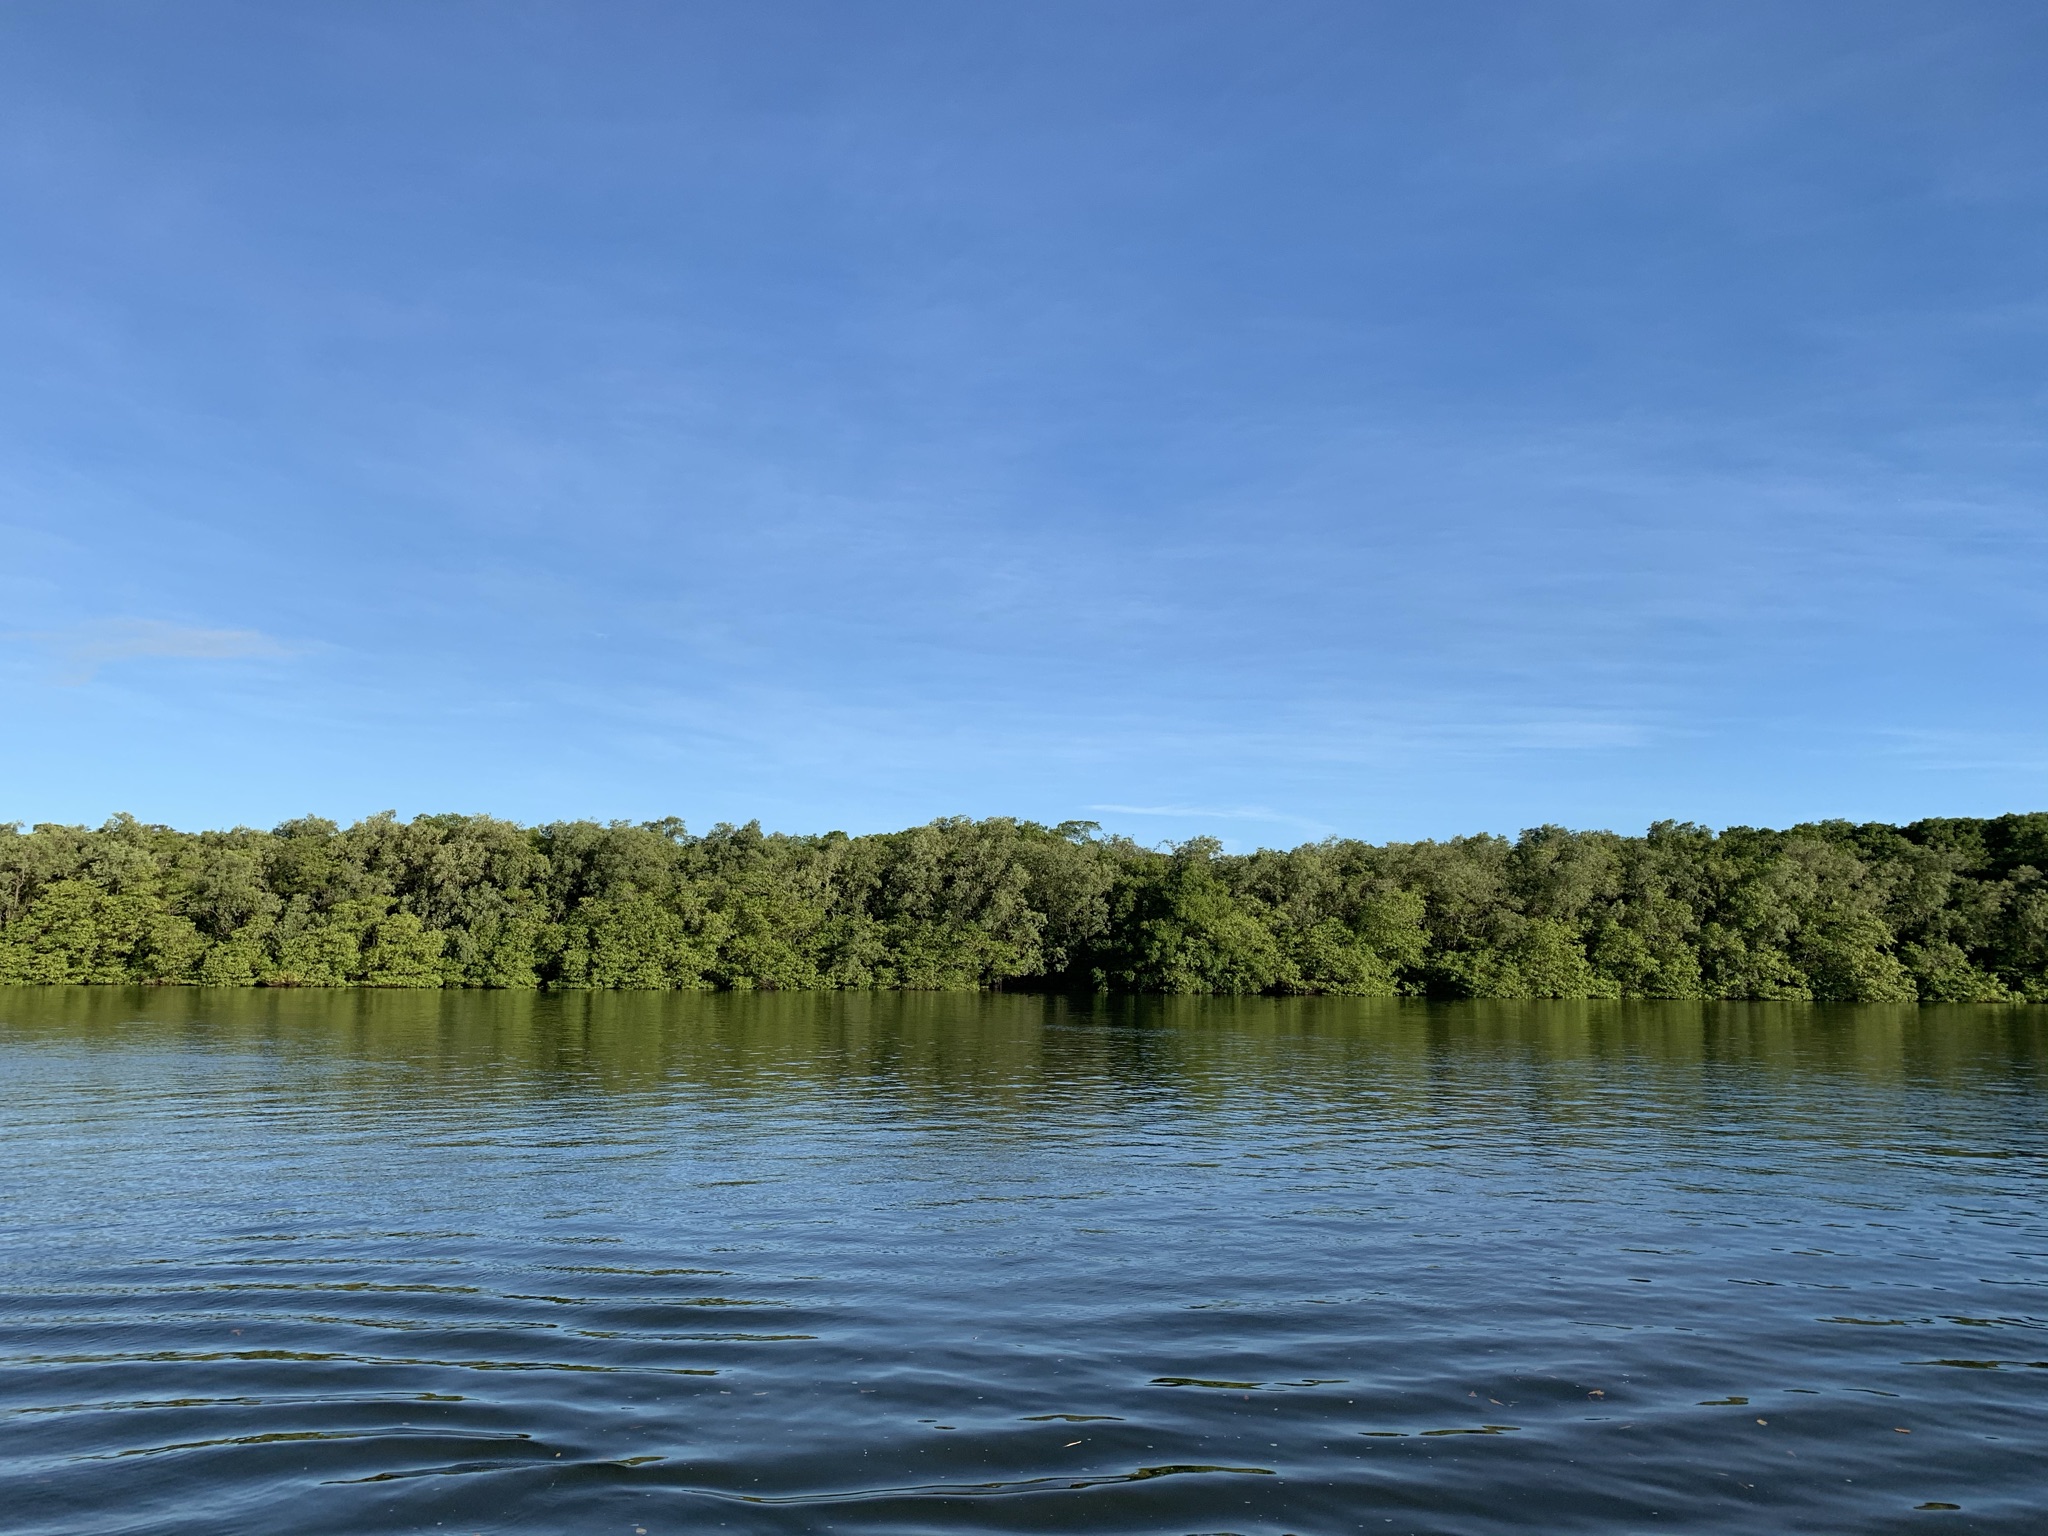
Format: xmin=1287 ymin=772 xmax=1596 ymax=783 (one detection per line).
xmin=2 ymin=1 xmax=2044 ymax=847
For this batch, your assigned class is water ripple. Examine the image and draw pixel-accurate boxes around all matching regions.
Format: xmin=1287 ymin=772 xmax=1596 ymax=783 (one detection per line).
xmin=2 ymin=990 xmax=2045 ymax=1533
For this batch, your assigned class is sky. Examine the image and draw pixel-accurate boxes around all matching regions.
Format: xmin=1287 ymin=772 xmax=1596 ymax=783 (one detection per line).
xmin=2 ymin=1 xmax=2044 ymax=847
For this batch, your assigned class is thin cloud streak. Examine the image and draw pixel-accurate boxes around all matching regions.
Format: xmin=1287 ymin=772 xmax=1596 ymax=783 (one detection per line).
xmin=14 ymin=619 xmax=292 ymax=685
xmin=1089 ymin=803 xmax=1334 ymax=834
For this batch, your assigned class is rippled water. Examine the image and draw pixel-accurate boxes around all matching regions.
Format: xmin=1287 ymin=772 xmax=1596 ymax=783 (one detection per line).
xmin=2 ymin=991 xmax=2044 ymax=1534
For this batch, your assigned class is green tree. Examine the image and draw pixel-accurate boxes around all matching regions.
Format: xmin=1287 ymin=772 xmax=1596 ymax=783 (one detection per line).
xmin=557 ymin=892 xmax=721 ymax=989
xmin=361 ymin=911 xmax=448 ymax=987
xmin=1092 ymin=840 xmax=1286 ymax=994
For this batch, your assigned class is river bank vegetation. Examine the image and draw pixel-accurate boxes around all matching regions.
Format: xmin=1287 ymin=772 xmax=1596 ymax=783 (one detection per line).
xmin=1 ymin=813 xmax=2045 ymax=1000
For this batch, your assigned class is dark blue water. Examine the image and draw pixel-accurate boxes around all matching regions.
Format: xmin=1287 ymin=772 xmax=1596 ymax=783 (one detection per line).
xmin=2 ymin=990 xmax=2044 ymax=1534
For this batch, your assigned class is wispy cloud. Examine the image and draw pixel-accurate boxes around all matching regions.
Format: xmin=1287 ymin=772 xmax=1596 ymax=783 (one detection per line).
xmin=1876 ymin=727 xmax=2048 ymax=775
xmin=1091 ymin=802 xmax=1283 ymax=819
xmin=1089 ymin=802 xmax=1333 ymax=832
xmin=12 ymin=619 xmax=292 ymax=684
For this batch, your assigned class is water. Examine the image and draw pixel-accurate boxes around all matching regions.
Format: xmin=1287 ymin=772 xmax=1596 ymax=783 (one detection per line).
xmin=1 ymin=991 xmax=2044 ymax=1535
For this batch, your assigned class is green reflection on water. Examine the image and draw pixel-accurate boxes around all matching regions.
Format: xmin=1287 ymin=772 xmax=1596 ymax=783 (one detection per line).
xmin=3 ymin=986 xmax=2042 ymax=1111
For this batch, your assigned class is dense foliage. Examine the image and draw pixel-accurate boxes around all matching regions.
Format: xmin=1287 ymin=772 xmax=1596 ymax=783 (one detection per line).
xmin=2 ymin=812 xmax=2046 ymax=1001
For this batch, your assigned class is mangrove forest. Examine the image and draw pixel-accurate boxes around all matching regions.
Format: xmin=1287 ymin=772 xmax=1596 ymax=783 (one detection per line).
xmin=2 ymin=812 xmax=2046 ymax=1001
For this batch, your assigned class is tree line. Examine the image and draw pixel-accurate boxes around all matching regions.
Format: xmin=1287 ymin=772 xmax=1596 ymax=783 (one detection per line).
xmin=1 ymin=811 xmax=2044 ymax=1001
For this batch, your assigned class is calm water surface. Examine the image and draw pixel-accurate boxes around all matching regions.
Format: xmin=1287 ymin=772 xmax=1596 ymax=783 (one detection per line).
xmin=2 ymin=991 xmax=2044 ymax=1534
